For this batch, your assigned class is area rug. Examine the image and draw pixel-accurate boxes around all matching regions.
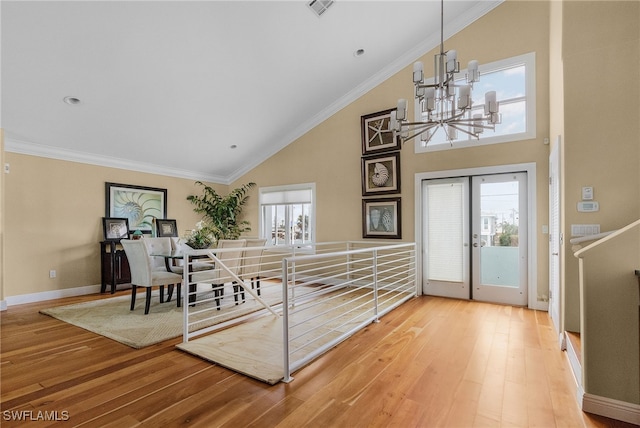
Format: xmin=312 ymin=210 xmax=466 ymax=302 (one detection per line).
xmin=40 ymin=284 xmax=284 ymax=349
xmin=177 ymin=287 xmax=410 ymax=384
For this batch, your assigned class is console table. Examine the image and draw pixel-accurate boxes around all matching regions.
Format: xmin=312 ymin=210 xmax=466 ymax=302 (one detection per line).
xmin=100 ymin=240 xmax=131 ymax=293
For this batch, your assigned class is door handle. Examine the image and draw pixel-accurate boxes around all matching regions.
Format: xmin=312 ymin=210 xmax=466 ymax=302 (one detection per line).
xmin=552 ymin=252 xmax=559 ymax=256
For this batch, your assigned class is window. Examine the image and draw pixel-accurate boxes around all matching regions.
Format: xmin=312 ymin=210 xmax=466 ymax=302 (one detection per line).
xmin=415 ymin=52 xmax=536 ymax=153
xmin=259 ymin=183 xmax=315 ymax=247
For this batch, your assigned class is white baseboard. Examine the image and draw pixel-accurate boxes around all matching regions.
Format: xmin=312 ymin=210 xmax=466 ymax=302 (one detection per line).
xmin=562 ymin=331 xmax=640 ymax=425
xmin=0 ymin=300 xmax=7 ymax=311
xmin=530 ymin=300 xmax=549 ymax=311
xmin=5 ymin=284 xmax=101 ymax=307
xmin=564 ymin=334 xmax=582 ymax=390
xmin=582 ymin=393 xmax=640 ymax=425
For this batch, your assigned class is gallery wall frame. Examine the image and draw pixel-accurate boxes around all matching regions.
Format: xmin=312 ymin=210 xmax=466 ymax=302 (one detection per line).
xmin=155 ymin=219 xmax=179 ymax=237
xmin=362 ymin=197 xmax=402 ymax=239
xmin=102 ymin=217 xmax=130 ymax=241
xmin=361 ymin=152 xmax=401 ymax=196
xmin=361 ymin=108 xmax=401 ymax=155
xmin=105 ymin=182 xmax=167 ymax=233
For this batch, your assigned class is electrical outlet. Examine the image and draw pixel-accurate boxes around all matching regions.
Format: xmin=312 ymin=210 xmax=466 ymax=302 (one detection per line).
xmin=49 ymin=270 xmax=56 ymax=279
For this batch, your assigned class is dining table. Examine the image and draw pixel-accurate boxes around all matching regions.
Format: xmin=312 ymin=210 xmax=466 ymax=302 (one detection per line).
xmin=149 ymin=249 xmax=214 ymax=305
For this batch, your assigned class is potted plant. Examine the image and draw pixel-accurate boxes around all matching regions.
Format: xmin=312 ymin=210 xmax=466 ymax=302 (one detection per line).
xmin=184 ymin=220 xmax=215 ymax=249
xmin=186 ymin=181 xmax=256 ymax=242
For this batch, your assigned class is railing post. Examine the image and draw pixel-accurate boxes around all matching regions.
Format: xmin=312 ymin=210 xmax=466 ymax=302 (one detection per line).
xmin=373 ymin=249 xmax=379 ymax=323
xmin=282 ymin=258 xmax=293 ymax=382
xmin=347 ymin=241 xmax=352 ymax=283
xmin=183 ymin=253 xmax=190 ymax=343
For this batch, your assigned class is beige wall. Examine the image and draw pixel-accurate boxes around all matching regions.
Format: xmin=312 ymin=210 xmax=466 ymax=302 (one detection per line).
xmin=562 ymin=1 xmax=640 ymax=332
xmin=2 ymin=152 xmax=227 ymax=298
xmin=237 ymin=0 xmax=552 ymax=302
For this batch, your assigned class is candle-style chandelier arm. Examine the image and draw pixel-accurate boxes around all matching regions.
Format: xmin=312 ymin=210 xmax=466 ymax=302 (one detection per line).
xmin=389 ymin=0 xmax=500 ymax=146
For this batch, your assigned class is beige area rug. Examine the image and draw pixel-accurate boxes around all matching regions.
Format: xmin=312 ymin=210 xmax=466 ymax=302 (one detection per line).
xmin=177 ymin=287 xmax=410 ymax=384
xmin=40 ymin=284 xmax=284 ymax=349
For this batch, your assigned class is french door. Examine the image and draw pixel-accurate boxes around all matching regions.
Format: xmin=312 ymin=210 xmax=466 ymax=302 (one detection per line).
xmin=423 ymin=172 xmax=528 ymax=306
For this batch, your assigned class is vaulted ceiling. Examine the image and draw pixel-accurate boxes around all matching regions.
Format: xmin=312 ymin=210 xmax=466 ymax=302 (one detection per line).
xmin=2 ymin=1 xmax=501 ymax=183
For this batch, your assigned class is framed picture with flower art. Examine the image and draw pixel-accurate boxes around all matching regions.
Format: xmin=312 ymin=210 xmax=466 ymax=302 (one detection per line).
xmin=102 ymin=217 xmax=130 ymax=241
xmin=105 ymin=182 xmax=167 ymax=234
xmin=155 ymin=219 xmax=178 ymax=237
xmin=362 ymin=197 xmax=401 ymax=239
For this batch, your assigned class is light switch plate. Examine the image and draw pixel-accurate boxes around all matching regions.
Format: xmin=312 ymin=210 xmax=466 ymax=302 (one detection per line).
xmin=571 ymin=224 xmax=600 ymax=236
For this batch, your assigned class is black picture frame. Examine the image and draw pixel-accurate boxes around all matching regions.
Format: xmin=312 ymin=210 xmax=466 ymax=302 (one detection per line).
xmin=361 ymin=152 xmax=401 ymax=196
xmin=102 ymin=217 xmax=130 ymax=241
xmin=105 ymin=182 xmax=167 ymax=233
xmin=361 ymin=108 xmax=401 ymax=155
xmin=362 ymin=198 xmax=402 ymax=239
xmin=156 ymin=219 xmax=178 ymax=237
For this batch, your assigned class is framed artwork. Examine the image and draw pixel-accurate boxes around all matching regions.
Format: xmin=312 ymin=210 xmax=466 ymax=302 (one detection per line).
xmin=102 ymin=217 xmax=130 ymax=241
xmin=156 ymin=219 xmax=178 ymax=237
xmin=362 ymin=198 xmax=401 ymax=239
xmin=361 ymin=108 xmax=400 ymax=155
xmin=105 ymin=182 xmax=167 ymax=233
xmin=361 ymin=152 xmax=400 ymax=196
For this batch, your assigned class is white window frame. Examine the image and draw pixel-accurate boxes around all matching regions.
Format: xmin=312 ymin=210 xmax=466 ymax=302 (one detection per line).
xmin=259 ymin=183 xmax=316 ymax=248
xmin=415 ymin=52 xmax=536 ymax=153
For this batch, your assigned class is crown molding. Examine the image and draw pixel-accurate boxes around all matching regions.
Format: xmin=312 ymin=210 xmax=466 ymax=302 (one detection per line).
xmin=4 ymin=137 xmax=229 ymax=184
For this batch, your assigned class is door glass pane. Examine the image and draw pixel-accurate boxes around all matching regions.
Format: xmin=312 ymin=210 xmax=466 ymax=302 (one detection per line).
xmin=427 ymin=182 xmax=464 ymax=282
xmin=479 ymin=180 xmax=520 ymax=287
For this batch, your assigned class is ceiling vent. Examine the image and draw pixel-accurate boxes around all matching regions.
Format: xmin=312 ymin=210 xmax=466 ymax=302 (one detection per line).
xmin=308 ymin=0 xmax=334 ymax=17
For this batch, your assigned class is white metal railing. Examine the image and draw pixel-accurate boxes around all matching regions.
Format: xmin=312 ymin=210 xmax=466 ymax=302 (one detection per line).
xmin=281 ymin=241 xmax=417 ymax=382
xmin=181 ymin=244 xmax=288 ymax=342
xmin=181 ymin=241 xmax=417 ymax=383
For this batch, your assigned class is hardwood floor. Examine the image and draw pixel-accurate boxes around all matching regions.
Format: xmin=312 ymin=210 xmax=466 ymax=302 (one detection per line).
xmin=1 ymin=292 xmax=635 ymax=427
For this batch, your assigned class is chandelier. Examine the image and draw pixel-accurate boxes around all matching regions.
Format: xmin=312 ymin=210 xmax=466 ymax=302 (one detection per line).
xmin=389 ymin=0 xmax=501 ymax=145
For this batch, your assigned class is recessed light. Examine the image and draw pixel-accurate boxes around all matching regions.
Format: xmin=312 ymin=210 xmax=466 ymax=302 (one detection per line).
xmin=63 ymin=96 xmax=81 ymax=105
xmin=354 ymin=48 xmax=365 ymax=57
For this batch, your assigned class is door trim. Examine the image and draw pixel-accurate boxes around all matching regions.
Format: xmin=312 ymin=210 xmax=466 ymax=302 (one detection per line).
xmin=414 ymin=162 xmax=544 ymax=311
xmin=549 ymin=140 xmax=562 ymax=337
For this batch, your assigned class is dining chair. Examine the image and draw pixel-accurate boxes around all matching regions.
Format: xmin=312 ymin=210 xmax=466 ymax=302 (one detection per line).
xmin=191 ymin=239 xmax=246 ymax=309
xmin=240 ymin=238 xmax=267 ymax=297
xmin=121 ymin=239 xmax=183 ymax=314
xmin=142 ymin=236 xmax=179 ymax=302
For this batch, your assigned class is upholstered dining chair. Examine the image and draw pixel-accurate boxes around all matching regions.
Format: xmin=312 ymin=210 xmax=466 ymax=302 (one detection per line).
xmin=142 ymin=236 xmax=180 ymax=302
xmin=121 ymin=239 xmax=183 ymax=314
xmin=191 ymin=239 xmax=246 ymax=309
xmin=240 ymin=238 xmax=267 ymax=297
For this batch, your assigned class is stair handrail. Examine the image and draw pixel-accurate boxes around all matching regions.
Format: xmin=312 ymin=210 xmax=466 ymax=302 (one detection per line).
xmin=569 ymin=230 xmax=617 ymax=246
xmin=574 ymin=219 xmax=640 ymax=258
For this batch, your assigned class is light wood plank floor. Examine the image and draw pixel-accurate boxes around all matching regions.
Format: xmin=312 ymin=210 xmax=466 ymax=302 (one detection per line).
xmin=1 ymin=292 xmax=635 ymax=427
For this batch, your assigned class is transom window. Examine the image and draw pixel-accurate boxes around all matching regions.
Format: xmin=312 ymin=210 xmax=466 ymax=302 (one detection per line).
xmin=415 ymin=52 xmax=536 ymax=152
xmin=259 ymin=184 xmax=315 ymax=247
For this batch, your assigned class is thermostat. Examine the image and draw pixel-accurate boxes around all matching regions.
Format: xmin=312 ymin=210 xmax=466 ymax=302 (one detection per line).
xmin=577 ymin=201 xmax=599 ymax=212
